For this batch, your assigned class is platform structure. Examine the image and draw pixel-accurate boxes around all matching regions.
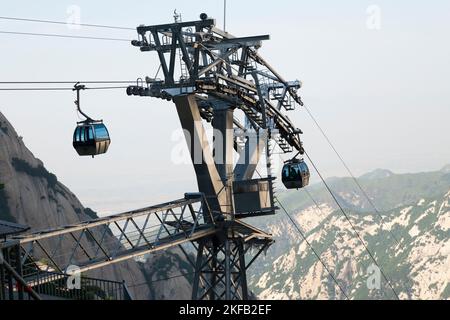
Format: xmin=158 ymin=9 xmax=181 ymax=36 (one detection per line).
xmin=0 ymin=194 xmax=272 ymax=300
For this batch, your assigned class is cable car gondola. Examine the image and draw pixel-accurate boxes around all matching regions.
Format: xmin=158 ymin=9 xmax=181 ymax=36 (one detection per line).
xmin=72 ymin=83 xmax=111 ymax=157
xmin=282 ymin=158 xmax=310 ymax=189
xmin=73 ymin=121 xmax=111 ymax=157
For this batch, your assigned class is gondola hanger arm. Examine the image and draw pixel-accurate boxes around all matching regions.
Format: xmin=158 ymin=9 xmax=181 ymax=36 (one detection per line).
xmin=73 ymin=83 xmax=94 ymax=122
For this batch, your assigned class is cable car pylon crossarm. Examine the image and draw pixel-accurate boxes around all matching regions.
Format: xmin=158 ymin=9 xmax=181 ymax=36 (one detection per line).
xmin=127 ymin=16 xmax=306 ymax=157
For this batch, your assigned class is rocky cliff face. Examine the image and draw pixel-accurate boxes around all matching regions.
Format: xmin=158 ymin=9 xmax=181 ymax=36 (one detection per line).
xmin=248 ymin=168 xmax=450 ymax=300
xmin=0 ymin=112 xmax=152 ymax=299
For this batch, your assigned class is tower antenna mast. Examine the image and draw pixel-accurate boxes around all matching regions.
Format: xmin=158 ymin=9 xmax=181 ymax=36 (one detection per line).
xmin=224 ymin=0 xmax=227 ymax=32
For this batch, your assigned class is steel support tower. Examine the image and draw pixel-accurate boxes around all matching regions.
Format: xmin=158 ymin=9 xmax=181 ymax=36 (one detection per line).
xmin=127 ymin=13 xmax=306 ymax=300
xmin=1 ymin=13 xmax=306 ymax=301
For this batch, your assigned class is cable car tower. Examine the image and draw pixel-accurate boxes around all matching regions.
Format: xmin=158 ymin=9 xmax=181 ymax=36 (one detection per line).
xmin=127 ymin=13 xmax=308 ymax=300
xmin=0 ymin=12 xmax=310 ymax=302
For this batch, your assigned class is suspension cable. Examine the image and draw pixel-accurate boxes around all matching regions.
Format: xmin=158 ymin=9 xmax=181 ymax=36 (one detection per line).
xmin=273 ymin=152 xmax=387 ymax=298
xmin=304 ymin=151 xmax=400 ymax=300
xmin=0 ymin=87 xmax=73 ymax=91
xmin=301 ymin=188 xmax=391 ymax=294
xmin=255 ymin=167 xmax=349 ymax=299
xmin=0 ymin=15 xmax=135 ymax=30
xmin=0 ymin=30 xmax=131 ymax=42
xmin=0 ymin=81 xmax=137 ymax=84
xmin=303 ymin=104 xmax=437 ymax=298
xmin=303 ymin=105 xmax=402 ymax=242
xmin=0 ymin=86 xmax=128 ymax=91
xmin=275 ymin=197 xmax=350 ymax=300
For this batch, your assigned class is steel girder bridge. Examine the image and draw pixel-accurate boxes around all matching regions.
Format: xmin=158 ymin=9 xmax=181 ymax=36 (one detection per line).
xmin=1 ymin=13 xmax=306 ymax=300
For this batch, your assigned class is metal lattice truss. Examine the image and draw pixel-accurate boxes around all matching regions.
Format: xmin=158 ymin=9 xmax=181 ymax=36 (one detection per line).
xmin=128 ymin=16 xmax=305 ymax=155
xmin=192 ymin=231 xmax=272 ymax=300
xmin=1 ymin=194 xmax=273 ymax=291
xmin=6 ymin=195 xmax=216 ymax=276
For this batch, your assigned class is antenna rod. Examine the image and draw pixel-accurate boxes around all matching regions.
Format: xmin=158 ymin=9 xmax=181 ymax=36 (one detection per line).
xmin=223 ymin=0 xmax=227 ymax=32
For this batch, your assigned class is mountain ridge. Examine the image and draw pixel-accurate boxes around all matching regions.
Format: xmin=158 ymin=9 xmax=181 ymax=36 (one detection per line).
xmin=248 ymin=163 xmax=450 ymax=300
xmin=359 ymin=168 xmax=394 ymax=180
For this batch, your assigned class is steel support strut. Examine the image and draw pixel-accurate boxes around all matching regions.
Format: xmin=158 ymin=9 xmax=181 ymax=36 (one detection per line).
xmin=191 ymin=234 xmax=258 ymax=301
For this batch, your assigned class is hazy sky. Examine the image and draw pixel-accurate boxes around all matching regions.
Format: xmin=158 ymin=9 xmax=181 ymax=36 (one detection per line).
xmin=0 ymin=1 xmax=449 ymax=214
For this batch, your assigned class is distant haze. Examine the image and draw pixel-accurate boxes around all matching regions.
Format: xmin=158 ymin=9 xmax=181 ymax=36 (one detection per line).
xmin=1 ymin=0 xmax=449 ymax=214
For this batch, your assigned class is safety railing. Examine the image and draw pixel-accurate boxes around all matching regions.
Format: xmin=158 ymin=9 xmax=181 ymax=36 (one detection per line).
xmin=29 ymin=271 xmax=132 ymax=300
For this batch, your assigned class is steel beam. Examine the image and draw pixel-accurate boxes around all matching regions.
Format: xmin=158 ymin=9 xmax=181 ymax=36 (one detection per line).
xmin=234 ymin=130 xmax=267 ymax=181
xmin=2 ymin=197 xmax=216 ymax=284
xmin=0 ymin=255 xmax=41 ymax=300
xmin=212 ymin=107 xmax=235 ymax=217
xmin=173 ymin=95 xmax=228 ymax=215
xmin=137 ymin=19 xmax=216 ymax=34
xmin=7 ymin=198 xmax=201 ymax=245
